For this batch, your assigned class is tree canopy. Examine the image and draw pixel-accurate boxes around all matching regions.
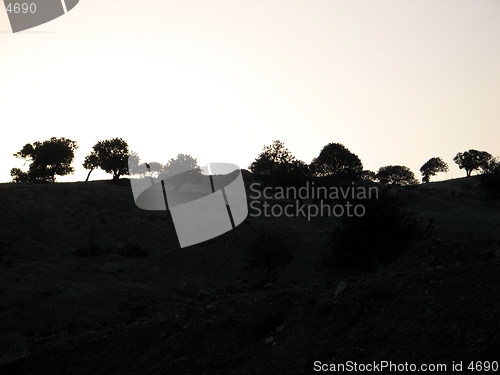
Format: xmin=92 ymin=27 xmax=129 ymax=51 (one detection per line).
xmin=128 ymin=153 xmax=202 ymax=190
xmin=420 ymin=157 xmax=449 ymax=183
xmin=310 ymin=143 xmax=363 ymax=177
xmin=360 ymin=170 xmax=377 ymax=182
xmin=376 ymin=165 xmax=418 ymax=186
xmin=11 ymin=137 xmax=78 ymax=183
xmin=480 ymin=157 xmax=500 ymax=175
xmin=249 ymin=140 xmax=311 ymax=187
xmin=161 ymin=154 xmax=202 ymax=190
xmin=82 ymin=153 xmax=100 ymax=182
xmin=453 ymin=150 xmax=492 ymax=177
xmin=162 ymin=154 xmax=200 ymax=177
xmin=250 ymin=140 xmax=297 ymax=175
xmin=84 ymin=138 xmax=130 ymax=181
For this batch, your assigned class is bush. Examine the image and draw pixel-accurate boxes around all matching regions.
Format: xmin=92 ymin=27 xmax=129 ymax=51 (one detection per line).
xmin=247 ymin=230 xmax=293 ymax=275
xmin=324 ymin=190 xmax=418 ymax=271
xmin=118 ymin=243 xmax=148 ymax=258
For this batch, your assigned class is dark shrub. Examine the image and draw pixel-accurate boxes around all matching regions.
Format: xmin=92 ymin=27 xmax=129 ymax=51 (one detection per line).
xmin=247 ymin=230 xmax=293 ymax=274
xmin=324 ymin=190 xmax=418 ymax=271
xmin=118 ymin=243 xmax=148 ymax=258
xmin=73 ymin=244 xmax=104 ymax=257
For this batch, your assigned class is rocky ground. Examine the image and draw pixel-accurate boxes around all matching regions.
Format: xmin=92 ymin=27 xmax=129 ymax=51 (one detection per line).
xmin=6 ymin=239 xmax=500 ymax=375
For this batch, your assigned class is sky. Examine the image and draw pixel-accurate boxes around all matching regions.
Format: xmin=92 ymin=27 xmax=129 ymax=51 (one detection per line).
xmin=1 ymin=0 xmax=499 ymax=183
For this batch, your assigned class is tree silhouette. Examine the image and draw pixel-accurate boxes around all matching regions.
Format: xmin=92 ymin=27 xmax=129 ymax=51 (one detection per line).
xmin=249 ymin=140 xmax=309 ymax=186
xmin=480 ymin=157 xmax=500 ymax=175
xmin=162 ymin=154 xmax=200 ymax=177
xmin=83 ymin=153 xmax=100 ymax=182
xmin=11 ymin=137 xmax=77 ymax=183
xmin=310 ymin=143 xmax=363 ymax=177
xmin=453 ymin=150 xmax=492 ymax=177
xmin=376 ymin=165 xmax=418 ymax=186
xmin=160 ymin=154 xmax=202 ymax=191
xmin=128 ymin=153 xmax=202 ymax=190
xmin=420 ymin=157 xmax=449 ymax=183
xmin=360 ymin=170 xmax=377 ymax=182
xmin=250 ymin=140 xmax=297 ymax=176
xmin=84 ymin=138 xmax=130 ymax=181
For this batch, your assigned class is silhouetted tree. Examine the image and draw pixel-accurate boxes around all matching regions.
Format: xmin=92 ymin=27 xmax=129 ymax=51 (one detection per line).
xmin=84 ymin=138 xmax=130 ymax=181
xmin=250 ymin=140 xmax=297 ymax=175
xmin=162 ymin=154 xmax=200 ymax=177
xmin=10 ymin=168 xmax=29 ymax=183
xmin=11 ymin=137 xmax=77 ymax=183
xmin=249 ymin=141 xmax=309 ymax=186
xmin=285 ymin=159 xmax=311 ymax=181
xmin=160 ymin=154 xmax=202 ymax=191
xmin=126 ymin=151 xmax=141 ymax=176
xmin=376 ymin=165 xmax=418 ymax=186
xmin=479 ymin=157 xmax=500 ymax=175
xmin=128 ymin=153 xmax=201 ymax=190
xmin=310 ymin=143 xmax=363 ymax=177
xmin=420 ymin=157 xmax=449 ymax=183
xmin=360 ymin=170 xmax=377 ymax=182
xmin=453 ymin=149 xmax=492 ymax=177
xmin=83 ymin=153 xmax=100 ymax=182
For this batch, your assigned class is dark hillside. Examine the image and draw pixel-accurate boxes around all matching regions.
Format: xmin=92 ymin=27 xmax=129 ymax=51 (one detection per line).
xmin=0 ymin=179 xmax=332 ymax=366
xmin=0 ymin=176 xmax=499 ymax=374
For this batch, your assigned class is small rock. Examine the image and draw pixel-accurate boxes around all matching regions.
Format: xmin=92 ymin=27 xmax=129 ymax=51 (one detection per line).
xmin=495 ymin=248 xmax=500 ymax=258
xmin=335 ymin=281 xmax=348 ymax=296
xmin=276 ymin=324 xmax=285 ymax=333
xmin=160 ymin=332 xmax=167 ymax=339
xmin=455 ymin=261 xmax=463 ymax=267
xmin=205 ymin=304 xmax=218 ymax=313
xmin=265 ymin=336 xmax=275 ymax=344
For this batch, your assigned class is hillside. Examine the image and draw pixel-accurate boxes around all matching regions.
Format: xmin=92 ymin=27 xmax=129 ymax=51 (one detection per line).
xmin=0 ymin=176 xmax=499 ymax=374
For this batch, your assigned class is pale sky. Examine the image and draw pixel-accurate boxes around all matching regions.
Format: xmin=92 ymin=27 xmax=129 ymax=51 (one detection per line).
xmin=1 ymin=0 xmax=499 ymax=182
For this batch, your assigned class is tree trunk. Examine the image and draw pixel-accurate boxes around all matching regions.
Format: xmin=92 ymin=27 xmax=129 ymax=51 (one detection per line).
xmin=85 ymin=168 xmax=94 ymax=182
